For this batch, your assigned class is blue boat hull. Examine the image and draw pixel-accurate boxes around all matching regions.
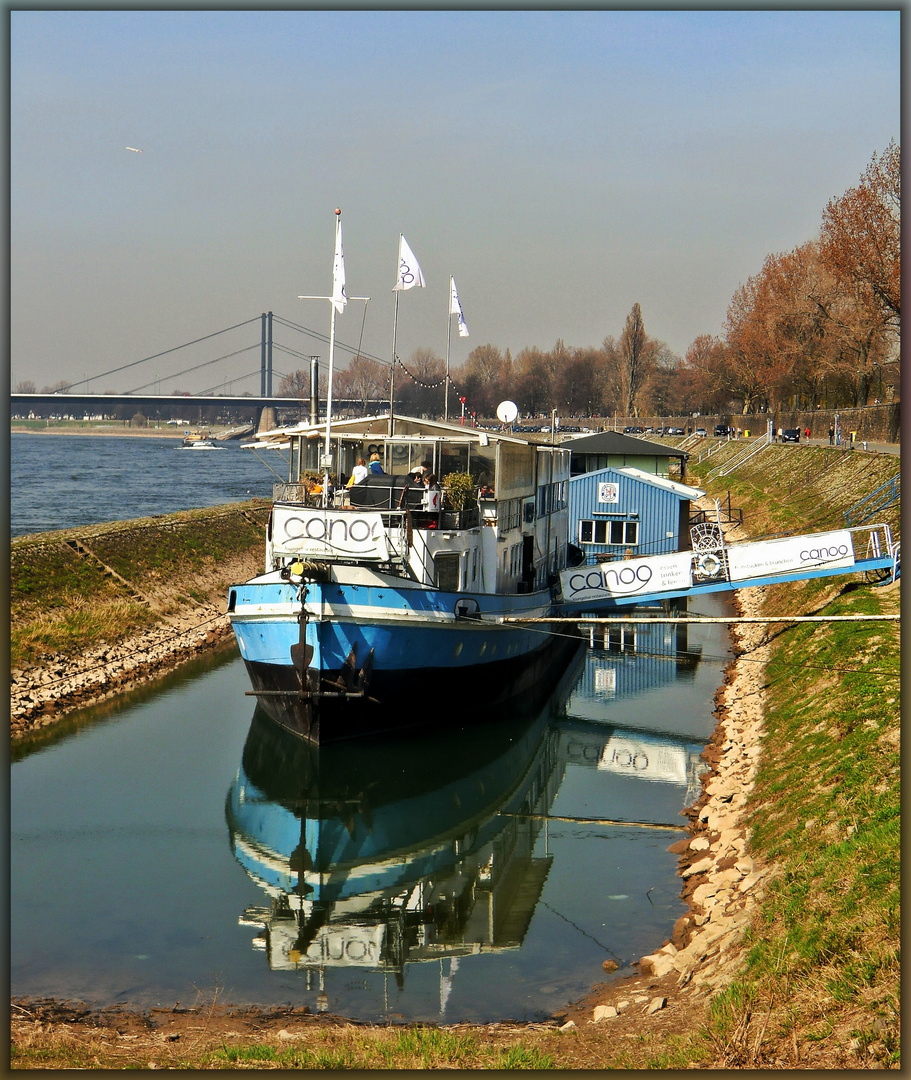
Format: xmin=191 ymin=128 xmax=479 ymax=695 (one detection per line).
xmin=228 ymin=577 xmax=581 ymax=743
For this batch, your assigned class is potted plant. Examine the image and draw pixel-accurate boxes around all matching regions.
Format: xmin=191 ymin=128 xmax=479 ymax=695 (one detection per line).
xmin=441 ymin=471 xmax=479 ymax=527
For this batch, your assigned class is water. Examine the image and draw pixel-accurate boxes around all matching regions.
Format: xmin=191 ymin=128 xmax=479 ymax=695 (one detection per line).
xmin=11 ymin=608 xmax=733 ymax=1022
xmin=10 ymin=430 xmax=734 ymax=1021
xmin=10 ymin=433 xmax=279 ymax=537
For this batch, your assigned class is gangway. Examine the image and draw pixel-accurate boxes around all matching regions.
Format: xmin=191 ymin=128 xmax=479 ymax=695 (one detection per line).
xmin=553 ymin=519 xmax=899 ymax=615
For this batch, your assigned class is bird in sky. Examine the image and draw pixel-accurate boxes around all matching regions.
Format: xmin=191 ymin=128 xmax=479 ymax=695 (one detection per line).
xmin=125 ymin=146 xmax=143 ymax=153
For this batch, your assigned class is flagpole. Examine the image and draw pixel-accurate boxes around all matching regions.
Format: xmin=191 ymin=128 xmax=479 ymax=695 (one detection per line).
xmin=298 ymin=207 xmax=369 ymax=507
xmin=445 ymin=276 xmax=453 ymax=422
xmin=389 ymin=289 xmax=399 ymax=438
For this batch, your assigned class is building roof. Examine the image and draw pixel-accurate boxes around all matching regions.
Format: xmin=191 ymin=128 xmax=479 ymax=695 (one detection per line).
xmin=612 ymin=466 xmax=705 ymax=500
xmin=565 ymin=431 xmax=687 ymax=458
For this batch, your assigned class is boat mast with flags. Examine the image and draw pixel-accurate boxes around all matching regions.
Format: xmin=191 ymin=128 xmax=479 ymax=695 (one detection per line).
xmin=297 ymin=208 xmax=369 ymax=505
xmin=389 ymin=233 xmax=425 ymax=435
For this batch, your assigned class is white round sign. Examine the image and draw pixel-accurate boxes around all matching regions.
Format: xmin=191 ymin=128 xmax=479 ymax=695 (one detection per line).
xmin=496 ymin=400 xmax=519 ymax=424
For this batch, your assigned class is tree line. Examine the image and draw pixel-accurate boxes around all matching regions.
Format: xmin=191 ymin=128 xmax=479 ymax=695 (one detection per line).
xmin=290 ymin=141 xmax=898 ymax=421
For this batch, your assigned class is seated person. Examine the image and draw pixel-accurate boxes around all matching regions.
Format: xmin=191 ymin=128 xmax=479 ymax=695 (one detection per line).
xmin=368 ymin=452 xmax=385 ymax=475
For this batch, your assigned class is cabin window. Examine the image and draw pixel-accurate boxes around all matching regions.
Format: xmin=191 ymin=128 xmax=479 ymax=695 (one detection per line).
xmin=579 ymin=519 xmax=639 ymax=546
xmin=433 ymin=552 xmax=461 ymax=591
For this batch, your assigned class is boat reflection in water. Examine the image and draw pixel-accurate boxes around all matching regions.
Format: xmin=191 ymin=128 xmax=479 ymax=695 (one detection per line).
xmin=225 ymin=629 xmax=710 ymax=1021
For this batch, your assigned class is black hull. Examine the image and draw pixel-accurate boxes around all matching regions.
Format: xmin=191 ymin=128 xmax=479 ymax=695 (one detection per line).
xmin=243 ymin=632 xmax=584 ymax=745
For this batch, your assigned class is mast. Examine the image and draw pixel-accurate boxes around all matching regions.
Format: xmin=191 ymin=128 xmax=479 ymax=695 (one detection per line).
xmin=445 ymin=277 xmax=452 ymax=422
xmin=298 ymin=208 xmax=369 ymax=506
xmin=389 ymin=290 xmax=399 ymax=438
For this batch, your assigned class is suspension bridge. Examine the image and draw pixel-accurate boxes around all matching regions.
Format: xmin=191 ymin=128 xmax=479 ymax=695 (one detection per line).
xmin=10 ymin=312 xmax=391 ymax=426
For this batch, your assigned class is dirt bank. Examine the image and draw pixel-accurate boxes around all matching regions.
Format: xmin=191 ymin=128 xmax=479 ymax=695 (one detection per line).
xmin=10 ymin=506 xmax=269 ymax=739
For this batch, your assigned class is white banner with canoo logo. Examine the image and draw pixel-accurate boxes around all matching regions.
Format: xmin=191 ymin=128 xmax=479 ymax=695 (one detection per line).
xmin=726 ymin=529 xmax=855 ymax=581
xmin=273 ymin=506 xmax=392 ymax=560
xmin=561 ymin=551 xmax=694 ymax=603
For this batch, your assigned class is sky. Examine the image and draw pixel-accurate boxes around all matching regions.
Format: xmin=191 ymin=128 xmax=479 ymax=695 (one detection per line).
xmin=10 ymin=9 xmax=901 ymax=397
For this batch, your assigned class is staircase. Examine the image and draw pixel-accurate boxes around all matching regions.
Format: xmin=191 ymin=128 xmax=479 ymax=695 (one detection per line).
xmin=844 ymin=474 xmax=901 ymax=527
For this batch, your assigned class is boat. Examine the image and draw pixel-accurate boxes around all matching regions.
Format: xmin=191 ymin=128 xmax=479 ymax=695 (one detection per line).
xmin=181 ymin=433 xmax=220 ymax=449
xmin=227 ymin=211 xmax=582 ymax=743
xmin=228 ymin=413 xmax=582 ymax=743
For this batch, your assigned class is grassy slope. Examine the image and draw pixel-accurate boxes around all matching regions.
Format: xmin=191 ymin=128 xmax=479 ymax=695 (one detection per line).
xmin=684 ymin=445 xmax=901 ymax=1069
xmin=11 ymin=502 xmax=272 ymax=668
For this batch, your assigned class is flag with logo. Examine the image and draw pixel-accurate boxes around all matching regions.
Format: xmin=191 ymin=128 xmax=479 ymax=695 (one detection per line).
xmin=394 ymin=234 xmax=425 ymax=291
xmin=450 ymin=276 xmax=470 ymax=337
xmin=332 ymin=220 xmax=347 ymax=314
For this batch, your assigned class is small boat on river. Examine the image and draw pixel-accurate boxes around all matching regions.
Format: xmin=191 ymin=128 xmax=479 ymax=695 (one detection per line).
xmin=181 ymin=433 xmax=220 ymax=449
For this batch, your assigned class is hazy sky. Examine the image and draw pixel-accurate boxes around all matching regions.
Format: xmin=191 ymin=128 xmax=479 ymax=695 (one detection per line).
xmin=10 ymin=9 xmax=900 ymax=396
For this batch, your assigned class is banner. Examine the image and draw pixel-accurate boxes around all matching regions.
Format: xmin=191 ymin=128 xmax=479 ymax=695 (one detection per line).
xmin=332 ymin=220 xmax=347 ymax=314
xmin=561 ymin=550 xmax=693 ymax=604
xmin=726 ymin=530 xmax=855 ymax=581
xmin=394 ymin=235 xmax=425 ymax=291
xmin=273 ymin=507 xmax=394 ymax=561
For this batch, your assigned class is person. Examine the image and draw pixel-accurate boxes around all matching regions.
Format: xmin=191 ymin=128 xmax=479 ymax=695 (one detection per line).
xmin=347 ymin=458 xmax=368 ymax=487
xmin=777 ymin=427 xmax=783 ymax=442
xmin=423 ymin=472 xmax=442 ymax=512
xmin=805 ymin=427 xmax=810 ymax=440
xmin=368 ymin=452 xmax=384 ymax=475
xmin=828 ymin=426 xmax=835 ymax=446
xmin=478 ymin=484 xmax=495 ymax=500
xmin=420 ymin=460 xmax=432 ymax=477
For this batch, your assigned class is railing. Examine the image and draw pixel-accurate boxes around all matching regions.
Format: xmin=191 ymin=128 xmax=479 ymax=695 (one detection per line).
xmin=706 ymin=426 xmax=773 ymax=481
xmin=845 ymin=474 xmax=901 ymax=527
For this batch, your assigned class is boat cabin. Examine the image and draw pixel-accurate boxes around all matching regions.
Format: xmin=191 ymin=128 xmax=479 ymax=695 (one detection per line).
xmin=243 ymin=414 xmax=572 ymax=597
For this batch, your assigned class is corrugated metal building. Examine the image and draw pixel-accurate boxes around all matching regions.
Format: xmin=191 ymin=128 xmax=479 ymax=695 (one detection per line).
xmin=567 ymin=465 xmax=705 ymax=562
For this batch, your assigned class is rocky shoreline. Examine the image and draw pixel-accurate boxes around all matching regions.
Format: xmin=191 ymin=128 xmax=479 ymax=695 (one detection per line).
xmin=558 ymin=499 xmax=772 ymax=1031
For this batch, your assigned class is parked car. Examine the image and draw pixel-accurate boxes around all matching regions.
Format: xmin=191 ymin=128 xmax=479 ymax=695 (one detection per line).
xmin=623 ymin=426 xmax=644 ymax=434
xmin=781 ymin=429 xmax=801 ymax=442
xmin=666 ymin=426 xmax=684 ymax=435
xmin=714 ymin=424 xmax=731 ymax=437
xmin=694 ymin=427 xmax=707 ymax=437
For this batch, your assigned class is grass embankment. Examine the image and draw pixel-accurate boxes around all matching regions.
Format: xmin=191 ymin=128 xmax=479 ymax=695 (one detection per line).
xmin=10 ymin=445 xmax=901 ymax=1068
xmin=11 ymin=503 xmax=271 ymax=670
xmin=683 ymin=444 xmax=901 ymax=1068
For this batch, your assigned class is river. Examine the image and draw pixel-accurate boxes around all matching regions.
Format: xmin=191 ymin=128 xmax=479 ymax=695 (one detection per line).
xmin=10 ymin=432 xmax=733 ymax=1022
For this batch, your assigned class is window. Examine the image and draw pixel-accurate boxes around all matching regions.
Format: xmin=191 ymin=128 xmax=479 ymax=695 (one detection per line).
xmin=434 ymin=553 xmax=461 ymax=591
xmin=579 ymin=519 xmax=639 ymax=546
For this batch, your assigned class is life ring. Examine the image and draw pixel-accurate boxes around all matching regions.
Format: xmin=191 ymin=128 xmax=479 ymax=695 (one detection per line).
xmin=696 ymin=553 xmax=721 ymax=576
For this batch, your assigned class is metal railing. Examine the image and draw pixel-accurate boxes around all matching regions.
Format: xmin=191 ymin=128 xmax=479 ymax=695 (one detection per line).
xmin=845 ymin=474 xmax=901 ymax=527
xmin=706 ymin=425 xmax=773 ymax=481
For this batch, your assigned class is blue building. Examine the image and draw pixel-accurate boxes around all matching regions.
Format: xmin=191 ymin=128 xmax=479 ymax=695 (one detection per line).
xmin=567 ymin=465 xmax=705 ymax=564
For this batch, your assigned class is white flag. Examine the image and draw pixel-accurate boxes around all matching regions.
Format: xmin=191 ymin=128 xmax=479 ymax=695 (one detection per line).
xmin=394 ymin=234 xmax=425 ymax=291
xmin=450 ymin=276 xmax=470 ymax=337
xmin=332 ymin=219 xmax=347 ymax=314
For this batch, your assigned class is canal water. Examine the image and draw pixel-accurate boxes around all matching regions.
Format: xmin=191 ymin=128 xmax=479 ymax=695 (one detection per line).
xmin=10 ymin=432 xmax=733 ymax=1022
xmin=11 ymin=606 xmax=732 ymax=1023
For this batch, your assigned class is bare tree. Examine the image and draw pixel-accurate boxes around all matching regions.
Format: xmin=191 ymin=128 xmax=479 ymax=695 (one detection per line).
xmin=615 ymin=304 xmax=652 ymax=416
